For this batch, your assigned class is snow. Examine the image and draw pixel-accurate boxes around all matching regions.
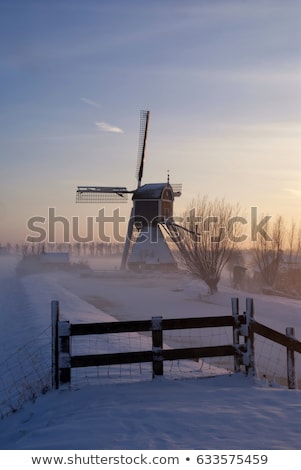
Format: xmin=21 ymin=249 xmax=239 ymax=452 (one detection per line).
xmin=2 ymin=375 xmax=301 ymax=451
xmin=0 ymin=254 xmax=301 ymax=450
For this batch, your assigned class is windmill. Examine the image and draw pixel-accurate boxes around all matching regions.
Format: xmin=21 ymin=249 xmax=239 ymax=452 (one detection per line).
xmin=76 ymin=110 xmax=182 ymax=270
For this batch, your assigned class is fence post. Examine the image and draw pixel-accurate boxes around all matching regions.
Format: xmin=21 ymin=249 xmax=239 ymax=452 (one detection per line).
xmin=51 ymin=300 xmax=71 ymax=389
xmin=152 ymin=316 xmax=163 ymax=378
xmin=58 ymin=320 xmax=71 ymax=387
xmin=231 ymin=297 xmax=241 ymax=373
xmin=286 ymin=327 xmax=296 ymax=390
xmin=51 ymin=300 xmax=59 ymax=389
xmin=245 ymin=298 xmax=255 ymax=376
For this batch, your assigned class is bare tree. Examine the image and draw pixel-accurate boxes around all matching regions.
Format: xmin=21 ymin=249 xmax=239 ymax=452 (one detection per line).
xmin=253 ymin=215 xmax=285 ymax=288
xmin=287 ymin=219 xmax=301 ymax=262
xmin=286 ymin=219 xmax=301 ymax=294
xmin=174 ymin=196 xmax=243 ymax=294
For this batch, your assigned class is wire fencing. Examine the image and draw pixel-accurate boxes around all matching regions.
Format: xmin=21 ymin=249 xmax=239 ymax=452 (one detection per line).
xmin=0 ymin=327 xmax=51 ymax=419
xmin=69 ymin=325 xmax=235 ymax=389
xmin=254 ymin=333 xmax=301 ymax=388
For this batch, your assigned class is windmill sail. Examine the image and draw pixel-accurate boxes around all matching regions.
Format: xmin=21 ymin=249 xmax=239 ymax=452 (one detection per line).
xmin=76 ymin=186 xmax=130 ymax=203
xmin=136 ymin=110 xmax=150 ymax=188
xmin=170 ymin=184 xmax=182 ymax=197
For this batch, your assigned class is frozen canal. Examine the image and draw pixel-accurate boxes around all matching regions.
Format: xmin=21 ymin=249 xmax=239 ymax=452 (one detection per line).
xmin=0 ymin=256 xmax=36 ymax=358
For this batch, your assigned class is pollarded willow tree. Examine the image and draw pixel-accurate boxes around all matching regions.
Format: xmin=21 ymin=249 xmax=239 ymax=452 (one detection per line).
xmin=252 ymin=215 xmax=285 ymax=288
xmin=286 ymin=219 xmax=301 ymax=294
xmin=174 ymin=196 xmax=244 ymax=294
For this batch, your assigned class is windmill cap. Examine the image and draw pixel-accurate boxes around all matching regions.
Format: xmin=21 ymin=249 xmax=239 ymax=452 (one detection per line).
xmin=133 ymin=183 xmax=174 ymax=200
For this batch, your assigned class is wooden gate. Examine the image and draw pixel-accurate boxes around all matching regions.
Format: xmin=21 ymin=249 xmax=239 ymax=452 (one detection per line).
xmin=51 ymin=298 xmax=301 ymax=390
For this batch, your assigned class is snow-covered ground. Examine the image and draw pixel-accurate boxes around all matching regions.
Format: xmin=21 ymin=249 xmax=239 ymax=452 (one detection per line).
xmin=0 ymin=254 xmax=301 ymax=450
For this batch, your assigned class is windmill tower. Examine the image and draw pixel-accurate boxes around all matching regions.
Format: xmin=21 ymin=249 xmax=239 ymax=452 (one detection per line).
xmin=76 ymin=110 xmax=182 ymax=270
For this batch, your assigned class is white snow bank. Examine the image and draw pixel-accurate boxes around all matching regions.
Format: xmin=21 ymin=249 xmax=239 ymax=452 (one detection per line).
xmin=1 ymin=374 xmax=301 ymax=450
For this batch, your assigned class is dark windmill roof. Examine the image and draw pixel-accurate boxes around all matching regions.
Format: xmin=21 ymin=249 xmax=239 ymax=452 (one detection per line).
xmin=133 ymin=183 xmax=174 ymax=200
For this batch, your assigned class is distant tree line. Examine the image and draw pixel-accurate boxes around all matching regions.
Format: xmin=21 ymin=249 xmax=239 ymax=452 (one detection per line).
xmin=0 ymin=242 xmax=124 ymax=257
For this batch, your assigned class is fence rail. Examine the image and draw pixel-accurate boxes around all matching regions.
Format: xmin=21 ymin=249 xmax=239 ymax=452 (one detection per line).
xmin=252 ymin=321 xmax=301 ymax=353
xmin=69 ymin=316 xmax=237 ymax=336
xmin=51 ymin=297 xmax=301 ymax=390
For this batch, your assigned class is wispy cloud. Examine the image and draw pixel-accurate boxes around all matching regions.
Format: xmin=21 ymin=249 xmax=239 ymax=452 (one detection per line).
xmin=284 ymin=188 xmax=301 ymax=198
xmin=95 ymin=121 xmax=124 ymax=133
xmin=80 ymin=97 xmax=101 ymax=108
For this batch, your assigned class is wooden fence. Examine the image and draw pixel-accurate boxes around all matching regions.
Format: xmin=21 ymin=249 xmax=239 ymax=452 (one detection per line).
xmin=251 ymin=320 xmax=301 ymax=389
xmin=51 ymin=297 xmax=301 ymax=390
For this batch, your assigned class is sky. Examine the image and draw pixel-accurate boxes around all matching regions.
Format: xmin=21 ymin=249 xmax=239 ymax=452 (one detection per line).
xmin=0 ymin=0 xmax=300 ymax=245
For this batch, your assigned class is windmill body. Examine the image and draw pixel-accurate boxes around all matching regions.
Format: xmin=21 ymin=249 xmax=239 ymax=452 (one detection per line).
xmin=132 ymin=183 xmax=174 ymax=226
xmin=76 ymin=111 xmax=182 ymax=270
xmin=128 ymin=182 xmax=177 ymax=270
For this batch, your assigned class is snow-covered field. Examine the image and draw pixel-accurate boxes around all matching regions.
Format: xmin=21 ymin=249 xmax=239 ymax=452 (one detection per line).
xmin=0 ymin=254 xmax=301 ymax=450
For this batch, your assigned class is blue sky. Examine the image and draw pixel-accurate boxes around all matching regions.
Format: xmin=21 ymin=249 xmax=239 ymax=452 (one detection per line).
xmin=0 ymin=0 xmax=300 ymax=244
